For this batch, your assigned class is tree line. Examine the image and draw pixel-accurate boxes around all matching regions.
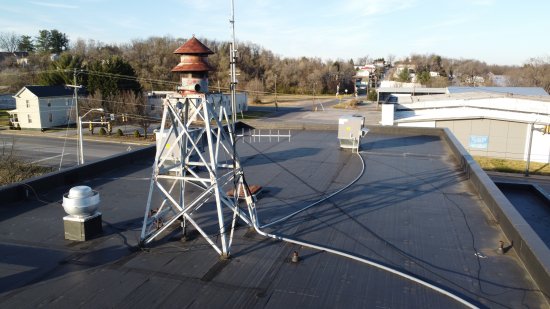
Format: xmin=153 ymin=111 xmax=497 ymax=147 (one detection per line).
xmin=0 ymin=30 xmax=69 ymax=54
xmin=1 ymin=31 xmax=550 ymax=98
xmin=390 ymin=53 xmax=550 ymax=93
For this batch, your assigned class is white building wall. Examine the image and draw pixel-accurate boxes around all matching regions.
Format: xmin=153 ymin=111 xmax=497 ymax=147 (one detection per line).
xmin=206 ymin=93 xmax=248 ymax=114
xmin=397 ymin=121 xmax=435 ymax=128
xmin=12 ymin=89 xmax=75 ymax=129
xmin=524 ymin=125 xmax=550 ymax=163
xmin=14 ymin=89 xmax=42 ymax=129
xmin=399 ymin=97 xmax=550 ymax=115
xmin=38 ymin=97 xmax=74 ymax=128
xmin=381 ymin=104 xmax=395 ymax=126
xmin=393 ymin=95 xmax=550 ymax=163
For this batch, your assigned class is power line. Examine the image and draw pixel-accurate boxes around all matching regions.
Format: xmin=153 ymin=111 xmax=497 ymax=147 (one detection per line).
xmin=2 ymin=67 xmax=333 ymax=97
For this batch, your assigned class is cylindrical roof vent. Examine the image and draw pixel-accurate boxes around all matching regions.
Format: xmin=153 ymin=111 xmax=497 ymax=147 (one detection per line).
xmin=62 ymin=186 xmax=100 ymax=218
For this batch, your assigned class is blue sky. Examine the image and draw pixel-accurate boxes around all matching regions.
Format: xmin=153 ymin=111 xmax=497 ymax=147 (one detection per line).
xmin=1 ymin=0 xmax=549 ymax=65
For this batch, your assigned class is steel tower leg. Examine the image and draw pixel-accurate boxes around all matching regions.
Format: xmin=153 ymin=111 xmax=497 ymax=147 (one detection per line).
xmin=140 ymin=93 xmax=250 ymax=257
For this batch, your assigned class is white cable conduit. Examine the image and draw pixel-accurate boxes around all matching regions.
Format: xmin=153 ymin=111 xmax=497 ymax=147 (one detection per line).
xmin=261 ymin=152 xmax=366 ymax=228
xmin=247 ymin=152 xmax=479 ymax=309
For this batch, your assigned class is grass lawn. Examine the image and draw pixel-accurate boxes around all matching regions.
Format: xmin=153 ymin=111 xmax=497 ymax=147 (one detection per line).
xmin=332 ymin=98 xmax=370 ymax=109
xmin=252 ymin=94 xmax=334 ymax=104
xmin=238 ymin=110 xmax=273 ymax=119
xmin=473 ymin=156 xmax=550 ymax=176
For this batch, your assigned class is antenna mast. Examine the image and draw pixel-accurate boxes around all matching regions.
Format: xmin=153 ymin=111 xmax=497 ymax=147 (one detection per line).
xmin=230 ymin=0 xmax=237 ymax=128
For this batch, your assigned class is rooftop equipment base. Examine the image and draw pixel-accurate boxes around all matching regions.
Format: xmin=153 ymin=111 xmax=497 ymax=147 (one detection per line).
xmin=63 ymin=212 xmax=102 ymax=241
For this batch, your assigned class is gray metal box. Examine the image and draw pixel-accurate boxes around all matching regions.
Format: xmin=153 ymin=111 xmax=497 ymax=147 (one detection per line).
xmin=338 ymin=115 xmax=365 ymax=150
xmin=155 ymin=128 xmax=203 ymax=172
xmin=64 ymin=212 xmax=102 ymax=241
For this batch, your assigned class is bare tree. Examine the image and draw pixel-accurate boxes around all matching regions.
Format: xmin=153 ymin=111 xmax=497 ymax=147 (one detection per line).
xmin=506 ymin=57 xmax=550 ymax=93
xmin=355 ymin=55 xmax=372 ymax=66
xmin=0 ymin=32 xmax=21 ymax=53
xmin=245 ymin=78 xmax=264 ymax=103
xmin=387 ymin=54 xmax=396 ymax=67
xmin=120 ymin=91 xmax=154 ymax=138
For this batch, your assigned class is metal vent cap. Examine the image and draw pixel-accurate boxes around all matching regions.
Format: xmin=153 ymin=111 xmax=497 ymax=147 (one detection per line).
xmin=62 ymin=186 xmax=100 ymax=217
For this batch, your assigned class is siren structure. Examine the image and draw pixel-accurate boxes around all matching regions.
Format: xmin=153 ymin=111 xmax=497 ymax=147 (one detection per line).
xmin=140 ymin=37 xmax=255 ymax=258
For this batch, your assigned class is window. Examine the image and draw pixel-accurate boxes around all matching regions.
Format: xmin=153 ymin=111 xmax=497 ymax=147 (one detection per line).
xmin=26 ymin=100 xmax=30 ymax=108
xmin=27 ymin=114 xmax=32 ymax=123
xmin=49 ymin=113 xmax=53 ymax=122
xmin=151 ymin=104 xmax=155 ymax=111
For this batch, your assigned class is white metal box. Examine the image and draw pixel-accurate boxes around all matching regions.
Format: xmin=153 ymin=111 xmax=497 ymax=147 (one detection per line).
xmin=338 ymin=115 xmax=367 ymax=150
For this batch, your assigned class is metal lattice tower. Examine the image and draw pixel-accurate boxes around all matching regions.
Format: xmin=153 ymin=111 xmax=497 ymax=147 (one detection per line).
xmin=140 ymin=93 xmax=252 ymax=257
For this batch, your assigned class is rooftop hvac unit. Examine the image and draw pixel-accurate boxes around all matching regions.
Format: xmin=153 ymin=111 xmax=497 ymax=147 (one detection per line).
xmin=338 ymin=115 xmax=369 ymax=151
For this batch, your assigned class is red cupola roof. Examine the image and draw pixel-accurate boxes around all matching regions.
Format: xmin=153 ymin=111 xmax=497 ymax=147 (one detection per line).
xmin=171 ymin=58 xmax=213 ymax=72
xmin=171 ymin=37 xmax=214 ymax=72
xmin=173 ymin=36 xmax=214 ymax=55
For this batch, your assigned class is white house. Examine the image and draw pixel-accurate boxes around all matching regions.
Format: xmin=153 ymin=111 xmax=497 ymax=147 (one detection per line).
xmin=0 ymin=52 xmax=29 ymax=66
xmin=8 ymin=85 xmax=85 ymax=129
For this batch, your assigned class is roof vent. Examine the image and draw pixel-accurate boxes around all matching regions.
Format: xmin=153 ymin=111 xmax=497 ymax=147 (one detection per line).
xmin=62 ymin=186 xmax=100 ymax=217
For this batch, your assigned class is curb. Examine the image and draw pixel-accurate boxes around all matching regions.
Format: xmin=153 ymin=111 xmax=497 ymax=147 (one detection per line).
xmin=0 ymin=129 xmax=154 ymax=146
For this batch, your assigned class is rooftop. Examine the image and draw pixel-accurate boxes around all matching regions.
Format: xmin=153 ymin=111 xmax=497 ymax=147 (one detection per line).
xmin=14 ymin=85 xmax=86 ymax=98
xmin=0 ymin=127 xmax=548 ymax=308
xmin=391 ymin=92 xmax=550 ymax=124
xmin=398 ymin=91 xmax=550 ymax=103
xmin=377 ymin=87 xmax=550 ymax=101
xmin=447 ymin=86 xmax=549 ymax=97
xmin=173 ymin=36 xmax=214 ymax=55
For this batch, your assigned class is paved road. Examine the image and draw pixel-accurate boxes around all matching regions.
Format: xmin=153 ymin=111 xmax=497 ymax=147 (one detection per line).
xmin=248 ymin=96 xmax=382 ymax=126
xmin=0 ymin=133 xmax=147 ymax=170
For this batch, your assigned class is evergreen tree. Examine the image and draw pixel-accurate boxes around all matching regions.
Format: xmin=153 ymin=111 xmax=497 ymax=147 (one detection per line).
xmin=35 ymin=30 xmax=51 ymax=52
xmin=49 ymin=29 xmax=69 ymax=53
xmin=18 ymin=35 xmax=34 ymax=52
xmin=397 ymin=66 xmax=411 ymax=82
xmin=87 ymin=56 xmax=142 ymax=111
xmin=38 ymin=54 xmax=84 ymax=86
xmin=34 ymin=29 xmax=69 ymax=53
xmin=416 ymin=71 xmax=431 ymax=86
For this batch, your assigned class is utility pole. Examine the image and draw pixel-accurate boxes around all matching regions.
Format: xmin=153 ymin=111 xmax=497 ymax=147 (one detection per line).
xmin=74 ymin=69 xmax=79 ymax=164
xmin=274 ymin=74 xmax=278 ymax=111
xmin=312 ymin=82 xmax=316 ymax=111
xmin=66 ymin=69 xmax=82 ymax=165
xmin=525 ymin=121 xmax=535 ymax=176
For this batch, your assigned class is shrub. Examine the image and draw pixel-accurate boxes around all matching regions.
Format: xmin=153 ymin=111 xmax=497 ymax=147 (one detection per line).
xmin=116 ymin=128 xmax=124 ymax=136
xmin=133 ymin=129 xmax=141 ymax=138
xmin=98 ymin=127 xmax=107 ymax=136
xmin=367 ymin=89 xmax=377 ymax=101
xmin=347 ymin=99 xmax=359 ymax=108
